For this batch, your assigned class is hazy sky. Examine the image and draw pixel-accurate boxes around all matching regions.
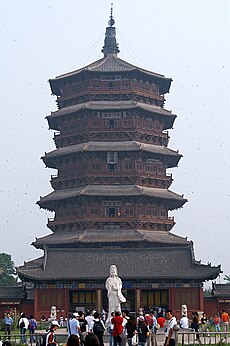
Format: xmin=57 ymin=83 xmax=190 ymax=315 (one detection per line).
xmin=1 ymin=0 xmax=229 ymax=285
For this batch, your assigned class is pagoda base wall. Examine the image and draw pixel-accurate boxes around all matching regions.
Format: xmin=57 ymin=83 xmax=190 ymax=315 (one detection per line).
xmin=33 ymin=284 xmax=203 ymax=320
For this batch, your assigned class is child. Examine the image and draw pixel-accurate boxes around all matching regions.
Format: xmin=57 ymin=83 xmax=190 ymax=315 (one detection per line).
xmin=213 ymin=315 xmax=220 ymax=333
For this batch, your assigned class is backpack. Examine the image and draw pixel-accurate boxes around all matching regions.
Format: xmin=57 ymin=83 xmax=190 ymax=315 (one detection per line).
xmin=29 ymin=319 xmax=37 ymax=329
xmin=93 ymin=320 xmax=104 ymax=337
xmin=19 ymin=320 xmax=25 ymax=328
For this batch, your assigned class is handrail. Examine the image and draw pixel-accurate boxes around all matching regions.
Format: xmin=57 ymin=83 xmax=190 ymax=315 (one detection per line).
xmin=3 ymin=330 xmax=229 ymax=346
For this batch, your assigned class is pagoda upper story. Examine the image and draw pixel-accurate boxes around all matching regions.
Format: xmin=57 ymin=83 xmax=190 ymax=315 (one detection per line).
xmin=49 ymin=12 xmax=171 ymax=110
xmin=36 ymin=8 xmax=187 ymax=246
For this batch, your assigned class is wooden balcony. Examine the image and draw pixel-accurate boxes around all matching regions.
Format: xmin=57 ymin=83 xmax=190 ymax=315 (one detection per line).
xmin=59 ymin=86 xmax=164 ymax=103
xmin=50 ymin=173 xmax=173 ymax=190
xmin=53 ymin=127 xmax=169 ymax=138
xmin=47 ymin=215 xmax=175 ymax=229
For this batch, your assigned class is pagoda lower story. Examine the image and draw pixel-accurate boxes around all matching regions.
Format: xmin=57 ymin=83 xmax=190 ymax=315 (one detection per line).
xmin=17 ymin=229 xmax=220 ymax=319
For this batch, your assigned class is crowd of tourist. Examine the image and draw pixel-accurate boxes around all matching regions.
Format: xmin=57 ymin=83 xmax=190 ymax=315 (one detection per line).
xmin=0 ymin=308 xmax=229 ymax=346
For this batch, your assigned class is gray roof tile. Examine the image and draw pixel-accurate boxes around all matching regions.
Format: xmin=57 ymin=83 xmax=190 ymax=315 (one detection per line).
xmin=213 ymin=284 xmax=230 ymax=298
xmin=17 ymin=246 xmax=220 ymax=282
xmin=37 ymin=185 xmax=187 ymax=208
xmin=42 ymin=141 xmax=181 ymax=169
xmin=32 ymin=229 xmax=189 ymax=248
xmin=47 ymin=101 xmax=175 ymax=119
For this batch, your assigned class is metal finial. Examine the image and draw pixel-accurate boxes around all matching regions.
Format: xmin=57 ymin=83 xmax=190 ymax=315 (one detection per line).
xmin=108 ymin=3 xmax=115 ymax=27
xmin=111 ymin=3 xmax=113 ymax=18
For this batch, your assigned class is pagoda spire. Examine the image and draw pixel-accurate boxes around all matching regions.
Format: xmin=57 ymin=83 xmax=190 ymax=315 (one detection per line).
xmin=102 ymin=3 xmax=119 ymax=57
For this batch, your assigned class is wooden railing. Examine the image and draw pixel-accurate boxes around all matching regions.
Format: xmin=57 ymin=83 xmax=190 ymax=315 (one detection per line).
xmin=47 ymin=216 xmax=174 ymax=227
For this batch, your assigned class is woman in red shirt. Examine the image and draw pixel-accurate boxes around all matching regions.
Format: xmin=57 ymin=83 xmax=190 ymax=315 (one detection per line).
xmin=112 ymin=311 xmax=124 ymax=346
xmin=157 ymin=315 xmax=166 ymax=328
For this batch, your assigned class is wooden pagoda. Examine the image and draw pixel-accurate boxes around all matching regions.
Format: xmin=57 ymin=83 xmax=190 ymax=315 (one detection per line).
xmin=17 ymin=9 xmax=220 ymax=319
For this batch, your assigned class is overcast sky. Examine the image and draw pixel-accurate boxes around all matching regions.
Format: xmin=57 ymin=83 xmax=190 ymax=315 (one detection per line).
xmin=0 ymin=0 xmax=229 ymax=285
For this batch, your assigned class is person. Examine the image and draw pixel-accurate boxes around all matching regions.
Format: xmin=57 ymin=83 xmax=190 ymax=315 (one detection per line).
xmin=64 ymin=334 xmax=79 ymax=346
xmin=179 ymin=313 xmax=189 ymax=346
xmin=78 ymin=311 xmax=88 ymax=345
xmin=191 ymin=312 xmax=201 ymax=343
xmin=68 ymin=313 xmax=81 ymax=338
xmin=157 ymin=314 xmax=166 ymax=329
xmin=201 ymin=312 xmax=208 ymax=335
xmin=213 ymin=315 xmax=220 ymax=333
xmin=41 ymin=315 xmax=46 ymax=322
xmin=84 ymin=333 xmax=100 ymax=346
xmin=105 ymin=265 xmax=126 ymax=321
xmin=28 ymin=315 xmax=37 ymax=343
xmin=108 ymin=312 xmax=115 ymax=346
xmin=46 ymin=320 xmax=60 ymax=345
xmin=137 ymin=315 xmax=149 ymax=346
xmin=3 ymin=342 xmax=12 ymax=346
xmin=85 ymin=311 xmax=94 ymax=333
xmin=112 ymin=311 xmax=123 ymax=346
xmin=4 ymin=313 xmax=13 ymax=340
xmin=92 ymin=312 xmax=105 ymax=346
xmin=101 ymin=310 xmax=106 ymax=325
xmin=18 ymin=313 xmax=29 ymax=344
xmin=164 ymin=310 xmax=177 ymax=346
xmin=126 ymin=316 xmax=137 ymax=346
xmin=221 ymin=309 xmax=229 ymax=332
xmin=121 ymin=311 xmax=130 ymax=346
xmin=59 ymin=316 xmax=64 ymax=328
xmin=149 ymin=311 xmax=157 ymax=346
xmin=179 ymin=314 xmax=189 ymax=329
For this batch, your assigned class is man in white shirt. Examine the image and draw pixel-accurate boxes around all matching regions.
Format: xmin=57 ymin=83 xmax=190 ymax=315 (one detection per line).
xmin=164 ymin=310 xmax=177 ymax=346
xmin=85 ymin=310 xmax=94 ymax=332
xmin=180 ymin=315 xmax=189 ymax=329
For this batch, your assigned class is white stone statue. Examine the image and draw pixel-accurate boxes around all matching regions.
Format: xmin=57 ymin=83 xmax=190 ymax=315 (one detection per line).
xmin=50 ymin=305 xmax=57 ymax=320
xmin=106 ymin=265 xmax=126 ymax=321
xmin=182 ymin=304 xmax=187 ymax=317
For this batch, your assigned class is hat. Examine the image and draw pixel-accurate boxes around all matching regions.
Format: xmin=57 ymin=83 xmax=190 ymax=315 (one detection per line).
xmin=51 ymin=320 xmax=60 ymax=327
xmin=139 ymin=316 xmax=145 ymax=321
xmin=73 ymin=312 xmax=79 ymax=317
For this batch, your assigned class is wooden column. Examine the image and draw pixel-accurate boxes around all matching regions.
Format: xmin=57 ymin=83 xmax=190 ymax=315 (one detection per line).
xmin=169 ymin=287 xmax=173 ymax=311
xmin=136 ymin=288 xmax=140 ymax=311
xmin=199 ymin=287 xmax=204 ymax=311
xmin=64 ymin=288 xmax=69 ymax=318
xmin=97 ymin=289 xmax=102 ymax=312
xmin=34 ymin=288 xmax=38 ymax=319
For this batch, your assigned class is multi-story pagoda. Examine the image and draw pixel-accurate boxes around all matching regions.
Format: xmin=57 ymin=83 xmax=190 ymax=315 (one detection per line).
xmin=18 ymin=9 xmax=220 ymax=319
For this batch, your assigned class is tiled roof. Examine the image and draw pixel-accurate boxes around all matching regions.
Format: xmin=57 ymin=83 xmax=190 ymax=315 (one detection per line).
xmin=54 ymin=55 xmax=165 ymax=76
xmin=42 ymin=141 xmax=181 ymax=169
xmin=0 ymin=286 xmax=26 ymax=300
xmin=213 ymin=284 xmax=230 ymax=298
xmin=37 ymin=185 xmax=187 ymax=209
xmin=49 ymin=55 xmax=172 ymax=95
xmin=47 ymin=101 xmax=175 ymax=119
xmin=32 ymin=229 xmax=189 ymax=249
xmin=17 ymin=245 xmax=220 ymax=282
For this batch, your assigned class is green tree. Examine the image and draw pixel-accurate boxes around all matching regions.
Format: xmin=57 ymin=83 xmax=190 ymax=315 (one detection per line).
xmin=0 ymin=253 xmax=17 ymax=286
xmin=223 ymin=275 xmax=230 ymax=283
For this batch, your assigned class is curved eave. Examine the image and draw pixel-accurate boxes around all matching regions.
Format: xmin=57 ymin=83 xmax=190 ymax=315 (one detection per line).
xmin=32 ymin=229 xmax=190 ymax=250
xmin=18 ymin=272 xmax=220 ymax=284
xmin=49 ymin=74 xmax=172 ymax=97
xmin=42 ymin=141 xmax=182 ymax=169
xmin=49 ymin=56 xmax=172 ymax=96
xmin=17 ymin=247 xmax=221 ymax=283
xmin=37 ymin=185 xmax=187 ymax=210
xmin=46 ymin=101 xmax=176 ymax=131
